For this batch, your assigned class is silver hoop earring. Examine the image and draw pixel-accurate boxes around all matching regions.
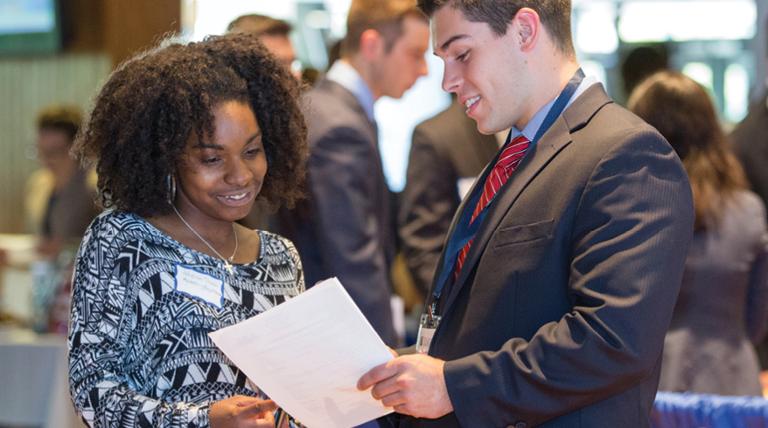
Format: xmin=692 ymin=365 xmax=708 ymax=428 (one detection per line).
xmin=166 ymin=174 xmax=177 ymax=204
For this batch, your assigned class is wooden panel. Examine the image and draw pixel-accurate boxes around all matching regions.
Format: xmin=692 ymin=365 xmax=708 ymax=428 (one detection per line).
xmin=60 ymin=0 xmax=105 ymax=52
xmin=103 ymin=0 xmax=181 ymax=66
xmin=0 ymin=53 xmax=111 ymax=233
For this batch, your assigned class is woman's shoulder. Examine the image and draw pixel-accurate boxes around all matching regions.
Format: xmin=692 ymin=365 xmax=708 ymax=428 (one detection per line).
xmin=257 ymin=230 xmax=299 ymax=257
xmin=87 ymin=210 xmax=146 ymax=232
xmin=727 ymin=190 xmax=766 ymax=221
xmin=82 ymin=210 xmax=166 ymax=249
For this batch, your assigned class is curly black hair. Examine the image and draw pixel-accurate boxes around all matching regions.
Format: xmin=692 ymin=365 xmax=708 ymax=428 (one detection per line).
xmin=75 ymin=33 xmax=307 ymax=218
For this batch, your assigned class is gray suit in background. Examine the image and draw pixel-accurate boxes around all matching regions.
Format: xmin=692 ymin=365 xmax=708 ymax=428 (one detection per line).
xmin=279 ymin=78 xmax=397 ymax=345
xmin=659 ymin=190 xmax=768 ymax=396
xmin=399 ymin=101 xmax=498 ymax=297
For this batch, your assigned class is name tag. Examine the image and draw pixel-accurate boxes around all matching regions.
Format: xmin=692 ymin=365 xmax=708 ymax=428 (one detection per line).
xmin=174 ymin=265 xmax=224 ymax=309
xmin=416 ymin=313 xmax=441 ymax=354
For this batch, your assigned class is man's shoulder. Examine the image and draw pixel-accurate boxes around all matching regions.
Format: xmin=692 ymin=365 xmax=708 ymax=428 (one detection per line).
xmin=304 ymin=80 xmax=372 ymax=139
xmin=571 ymin=93 xmax=666 ymax=155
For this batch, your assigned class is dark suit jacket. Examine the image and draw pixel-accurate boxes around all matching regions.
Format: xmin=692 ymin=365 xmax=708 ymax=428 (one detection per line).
xmin=731 ymin=92 xmax=768 ymax=368
xmin=732 ymin=93 xmax=768 ymax=218
xmin=278 ymin=78 xmax=397 ymax=345
xmin=391 ymin=85 xmax=694 ymax=427
xmin=399 ymin=101 xmax=499 ymax=297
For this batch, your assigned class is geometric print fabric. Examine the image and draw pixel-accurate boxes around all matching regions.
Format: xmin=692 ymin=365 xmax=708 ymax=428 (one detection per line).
xmin=68 ymin=211 xmax=304 ymax=427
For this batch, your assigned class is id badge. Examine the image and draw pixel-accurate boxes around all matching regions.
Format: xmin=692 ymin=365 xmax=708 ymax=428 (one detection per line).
xmin=416 ymin=313 xmax=441 ymax=354
xmin=174 ymin=265 xmax=224 ymax=309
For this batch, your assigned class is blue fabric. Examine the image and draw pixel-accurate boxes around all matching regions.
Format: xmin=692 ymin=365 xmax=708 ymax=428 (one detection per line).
xmin=653 ymin=392 xmax=768 ymax=428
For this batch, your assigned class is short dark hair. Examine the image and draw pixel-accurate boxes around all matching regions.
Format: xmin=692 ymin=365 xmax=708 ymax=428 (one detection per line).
xmin=417 ymin=0 xmax=574 ymax=57
xmin=227 ymin=14 xmax=292 ymax=37
xmin=75 ymin=33 xmax=307 ymax=218
xmin=37 ymin=104 xmax=82 ymax=142
xmin=620 ymin=45 xmax=669 ymax=98
xmin=343 ymin=0 xmax=426 ymax=55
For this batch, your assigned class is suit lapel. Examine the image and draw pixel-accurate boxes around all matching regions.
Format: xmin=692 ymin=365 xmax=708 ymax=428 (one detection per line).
xmin=427 ymin=155 xmax=494 ymax=300
xmin=437 ymin=85 xmax=614 ymax=319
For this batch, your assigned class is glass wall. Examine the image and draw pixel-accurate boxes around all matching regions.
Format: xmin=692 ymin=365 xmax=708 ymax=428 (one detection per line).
xmin=573 ymin=0 xmax=758 ymax=124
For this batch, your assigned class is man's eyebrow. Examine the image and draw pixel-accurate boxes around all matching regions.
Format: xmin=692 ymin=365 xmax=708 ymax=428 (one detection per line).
xmin=437 ymin=34 xmax=469 ymax=53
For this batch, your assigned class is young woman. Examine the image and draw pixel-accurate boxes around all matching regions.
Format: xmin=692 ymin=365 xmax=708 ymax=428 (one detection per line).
xmin=630 ymin=71 xmax=768 ymax=396
xmin=68 ymin=34 xmax=307 ymax=427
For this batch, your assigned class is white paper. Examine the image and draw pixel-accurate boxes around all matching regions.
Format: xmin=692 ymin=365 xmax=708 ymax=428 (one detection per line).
xmin=209 ymin=278 xmax=394 ymax=428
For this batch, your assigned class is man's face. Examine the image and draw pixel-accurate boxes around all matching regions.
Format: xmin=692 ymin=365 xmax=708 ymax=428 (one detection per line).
xmin=37 ymin=129 xmax=75 ymax=175
xmin=372 ymin=15 xmax=429 ymax=99
xmin=260 ymin=34 xmax=299 ymax=79
xmin=432 ymin=6 xmax=533 ymax=134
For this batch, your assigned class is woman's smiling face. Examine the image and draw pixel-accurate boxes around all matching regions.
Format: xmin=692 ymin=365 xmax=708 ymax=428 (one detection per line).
xmin=174 ymin=100 xmax=267 ymax=225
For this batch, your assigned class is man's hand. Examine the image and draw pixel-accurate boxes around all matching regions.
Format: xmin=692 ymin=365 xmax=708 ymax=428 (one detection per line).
xmin=357 ymin=354 xmax=453 ymax=419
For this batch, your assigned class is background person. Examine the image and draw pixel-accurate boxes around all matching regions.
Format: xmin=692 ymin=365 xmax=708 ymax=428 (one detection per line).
xmin=278 ymin=0 xmax=429 ymax=346
xmin=227 ymin=14 xmax=299 ymax=79
xmin=398 ymin=100 xmax=498 ymax=299
xmin=25 ymin=104 xmax=99 ymax=258
xmin=629 ymin=70 xmax=768 ymax=396
xmin=732 ymin=87 xmax=768 ymax=368
xmin=68 ymin=33 xmax=307 ymax=427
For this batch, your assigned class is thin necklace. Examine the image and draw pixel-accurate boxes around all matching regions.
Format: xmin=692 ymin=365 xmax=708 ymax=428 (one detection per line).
xmin=170 ymin=204 xmax=238 ymax=274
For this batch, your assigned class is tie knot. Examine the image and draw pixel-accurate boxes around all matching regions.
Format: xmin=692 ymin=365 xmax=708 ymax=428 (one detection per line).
xmin=497 ymin=135 xmax=531 ymax=170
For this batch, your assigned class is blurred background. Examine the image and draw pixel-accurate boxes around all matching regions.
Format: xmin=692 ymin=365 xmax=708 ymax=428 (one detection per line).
xmin=0 ymin=0 xmax=765 ymax=233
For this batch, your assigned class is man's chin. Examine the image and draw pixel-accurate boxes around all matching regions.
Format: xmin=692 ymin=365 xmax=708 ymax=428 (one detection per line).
xmin=474 ymin=120 xmax=500 ymax=136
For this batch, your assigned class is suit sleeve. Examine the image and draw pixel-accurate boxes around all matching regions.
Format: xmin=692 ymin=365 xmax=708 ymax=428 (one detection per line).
xmin=443 ymin=130 xmax=694 ymax=426
xmin=398 ymin=126 xmax=458 ymax=297
xmin=307 ymin=126 xmax=397 ymax=345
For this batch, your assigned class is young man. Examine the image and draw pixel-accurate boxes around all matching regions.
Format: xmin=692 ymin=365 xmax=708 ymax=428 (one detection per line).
xmin=279 ymin=0 xmax=429 ymax=346
xmin=358 ymin=1 xmax=694 ymax=426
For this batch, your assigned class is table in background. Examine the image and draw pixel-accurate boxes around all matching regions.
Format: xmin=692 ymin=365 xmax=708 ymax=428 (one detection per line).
xmin=0 ymin=328 xmax=83 ymax=428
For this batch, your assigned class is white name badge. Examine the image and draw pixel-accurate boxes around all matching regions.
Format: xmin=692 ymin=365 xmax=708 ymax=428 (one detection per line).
xmin=174 ymin=265 xmax=224 ymax=309
xmin=416 ymin=313 xmax=441 ymax=354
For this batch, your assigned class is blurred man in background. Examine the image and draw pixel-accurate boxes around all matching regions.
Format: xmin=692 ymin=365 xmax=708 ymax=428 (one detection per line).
xmin=25 ymin=105 xmax=99 ymax=258
xmin=398 ymin=101 xmax=498 ymax=299
xmin=279 ymin=0 xmax=429 ymax=346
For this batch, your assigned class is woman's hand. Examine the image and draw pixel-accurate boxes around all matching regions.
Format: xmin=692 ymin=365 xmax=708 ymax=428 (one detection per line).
xmin=210 ymin=395 xmax=277 ymax=428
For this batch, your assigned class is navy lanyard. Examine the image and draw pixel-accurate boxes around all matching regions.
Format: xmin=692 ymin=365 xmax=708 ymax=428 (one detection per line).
xmin=429 ymin=68 xmax=586 ymax=317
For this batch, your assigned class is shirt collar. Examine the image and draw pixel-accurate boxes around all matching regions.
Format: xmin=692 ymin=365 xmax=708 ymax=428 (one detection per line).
xmin=326 ymin=60 xmax=376 ymax=122
xmin=511 ymin=75 xmax=599 ymax=142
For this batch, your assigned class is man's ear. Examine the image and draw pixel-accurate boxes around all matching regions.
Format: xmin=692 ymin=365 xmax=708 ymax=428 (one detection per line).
xmin=359 ymin=29 xmax=385 ymax=60
xmin=513 ymin=8 xmax=540 ymax=53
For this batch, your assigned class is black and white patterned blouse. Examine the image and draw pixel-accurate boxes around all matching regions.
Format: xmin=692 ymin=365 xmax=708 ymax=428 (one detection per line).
xmin=68 ymin=210 xmax=304 ymax=427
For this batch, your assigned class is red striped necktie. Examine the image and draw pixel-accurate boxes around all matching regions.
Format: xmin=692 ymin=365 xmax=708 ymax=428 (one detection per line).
xmin=454 ymin=134 xmax=531 ymax=277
